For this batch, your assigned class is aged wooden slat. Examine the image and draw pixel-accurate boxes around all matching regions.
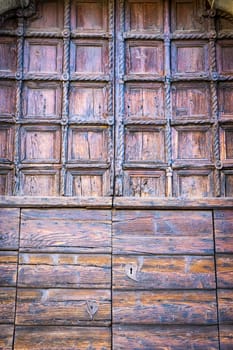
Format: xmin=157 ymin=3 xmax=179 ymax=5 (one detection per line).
xmin=113 ymin=290 xmax=217 ymax=325
xmin=16 ymin=289 xmax=111 ymax=326
xmin=219 ymin=325 xmax=233 ymax=350
xmin=216 ymin=255 xmax=233 ymax=288
xmin=0 ymin=254 xmax=17 ymax=286
xmin=20 ymin=209 xmax=111 ymax=253
xmin=18 ymin=253 xmax=111 ymax=288
xmin=14 ymin=326 xmax=111 ymax=350
xmin=113 ymin=255 xmax=215 ymax=290
xmin=113 ymin=210 xmax=213 ymax=254
xmin=113 ymin=325 xmax=219 ymax=350
xmin=214 ymin=210 xmax=233 ymax=253
xmin=0 ymin=208 xmax=20 ymax=249
xmin=218 ymin=289 xmax=233 ymax=323
xmin=0 ymin=324 xmax=14 ymax=350
xmin=0 ymin=288 xmax=16 ymax=323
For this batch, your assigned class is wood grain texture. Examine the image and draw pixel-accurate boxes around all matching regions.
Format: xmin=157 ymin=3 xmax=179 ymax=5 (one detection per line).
xmin=0 ymin=324 xmax=14 ymax=350
xmin=113 ymin=290 xmax=217 ymax=325
xmin=15 ymin=326 xmax=111 ymax=350
xmin=0 ymin=253 xmax=17 ymax=286
xmin=216 ymin=255 xmax=233 ymax=288
xmin=18 ymin=253 xmax=111 ymax=288
xmin=0 ymin=288 xmax=16 ymax=323
xmin=20 ymin=209 xmax=111 ymax=253
xmin=0 ymin=208 xmax=20 ymax=249
xmin=16 ymin=289 xmax=111 ymax=326
xmin=214 ymin=210 xmax=233 ymax=253
xmin=113 ymin=210 xmax=213 ymax=254
xmin=219 ymin=325 xmax=233 ymax=350
xmin=113 ymin=255 xmax=215 ymax=290
xmin=218 ymin=289 xmax=233 ymax=324
xmin=113 ymin=325 xmax=219 ymax=350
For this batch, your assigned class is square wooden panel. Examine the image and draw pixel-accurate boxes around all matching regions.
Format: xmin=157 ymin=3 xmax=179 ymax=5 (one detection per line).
xmin=69 ymin=82 xmax=109 ymax=121
xmin=70 ymin=39 xmax=108 ymax=75
xmin=171 ymin=0 xmax=206 ymax=33
xmin=20 ymin=126 xmax=61 ymax=163
xmin=0 ymin=170 xmax=13 ymax=195
xmin=220 ymin=126 xmax=233 ymax=165
xmin=125 ymin=0 xmax=163 ymax=33
xmin=125 ymin=83 xmax=164 ymax=120
xmin=22 ymin=82 xmax=62 ymax=120
xmin=0 ymin=81 xmax=16 ymax=119
xmin=221 ymin=171 xmax=233 ymax=197
xmin=172 ymin=125 xmax=213 ymax=165
xmin=19 ymin=169 xmax=60 ymax=196
xmin=66 ymin=169 xmax=110 ymax=196
xmin=26 ymin=0 xmax=64 ymax=32
xmin=217 ymin=40 xmax=233 ymax=75
xmin=24 ymin=39 xmax=63 ymax=75
xmin=67 ymin=126 xmax=109 ymax=163
xmin=123 ymin=170 xmax=166 ymax=197
xmin=0 ymin=125 xmax=14 ymax=163
xmin=71 ymin=0 xmax=108 ymax=33
xmin=172 ymin=41 xmax=209 ymax=76
xmin=219 ymin=83 xmax=233 ymax=120
xmin=172 ymin=83 xmax=210 ymax=120
xmin=126 ymin=41 xmax=163 ymax=76
xmin=0 ymin=38 xmax=17 ymax=74
xmin=174 ymin=169 xmax=214 ymax=198
xmin=124 ymin=127 xmax=165 ymax=164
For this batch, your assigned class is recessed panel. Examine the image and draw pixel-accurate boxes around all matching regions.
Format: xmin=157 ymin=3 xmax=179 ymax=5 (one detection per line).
xmin=126 ymin=41 xmax=163 ymax=75
xmin=171 ymin=0 xmax=205 ymax=32
xmin=222 ymin=172 xmax=233 ymax=197
xmin=173 ymin=126 xmax=212 ymax=163
xmin=26 ymin=0 xmax=64 ymax=31
xmin=24 ymin=39 xmax=62 ymax=74
xmin=0 ymin=81 xmax=16 ymax=118
xmin=175 ymin=170 xmax=214 ymax=198
xmin=20 ymin=170 xmax=59 ymax=196
xmin=219 ymin=83 xmax=233 ymax=119
xmin=220 ymin=127 xmax=233 ymax=164
xmin=69 ymin=83 xmax=108 ymax=121
xmin=217 ymin=41 xmax=233 ymax=74
xmin=125 ymin=0 xmax=163 ymax=32
xmin=125 ymin=128 xmax=165 ymax=163
xmin=0 ymin=38 xmax=17 ymax=73
xmin=22 ymin=82 xmax=61 ymax=119
xmin=20 ymin=126 xmax=60 ymax=163
xmin=71 ymin=40 xmax=108 ymax=74
xmin=172 ymin=41 xmax=208 ymax=75
xmin=124 ymin=170 xmax=165 ymax=197
xmin=125 ymin=83 xmax=164 ymax=120
xmin=71 ymin=0 xmax=107 ymax=32
xmin=66 ymin=171 xmax=104 ymax=196
xmin=67 ymin=127 xmax=108 ymax=162
xmin=172 ymin=83 xmax=210 ymax=119
xmin=0 ymin=126 xmax=14 ymax=163
xmin=0 ymin=170 xmax=13 ymax=195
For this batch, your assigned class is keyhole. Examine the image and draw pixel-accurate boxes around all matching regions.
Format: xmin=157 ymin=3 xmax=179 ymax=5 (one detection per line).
xmin=130 ymin=267 xmax=133 ymax=275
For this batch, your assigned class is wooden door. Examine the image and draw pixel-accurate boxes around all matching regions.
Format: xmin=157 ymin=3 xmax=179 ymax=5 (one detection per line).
xmin=0 ymin=0 xmax=233 ymax=349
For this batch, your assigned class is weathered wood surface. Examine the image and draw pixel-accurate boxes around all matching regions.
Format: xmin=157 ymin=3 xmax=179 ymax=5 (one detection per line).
xmin=0 ymin=252 xmax=17 ymax=286
xmin=113 ymin=255 xmax=215 ymax=289
xmin=113 ymin=290 xmax=217 ymax=325
xmin=16 ymin=289 xmax=111 ymax=326
xmin=20 ymin=209 xmax=111 ymax=253
xmin=0 ymin=287 xmax=16 ymax=323
xmin=14 ymin=326 xmax=111 ymax=350
xmin=219 ymin=325 xmax=233 ymax=350
xmin=0 ymin=208 xmax=19 ymax=249
xmin=216 ymin=255 xmax=233 ymax=288
xmin=18 ymin=253 xmax=111 ymax=288
xmin=113 ymin=210 xmax=213 ymax=254
xmin=218 ymin=290 xmax=233 ymax=323
xmin=214 ymin=210 xmax=233 ymax=253
xmin=113 ymin=325 xmax=219 ymax=350
xmin=0 ymin=324 xmax=14 ymax=350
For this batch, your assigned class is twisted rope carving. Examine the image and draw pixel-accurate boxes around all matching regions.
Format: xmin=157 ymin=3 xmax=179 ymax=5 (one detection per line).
xmin=64 ymin=0 xmax=70 ymax=30
xmin=209 ymin=38 xmax=217 ymax=73
xmin=217 ymin=9 xmax=233 ymax=24
xmin=215 ymin=169 xmax=221 ymax=197
xmin=70 ymin=75 xmax=110 ymax=81
xmin=218 ymin=32 xmax=233 ymax=39
xmin=124 ymin=33 xmax=164 ymax=40
xmin=172 ymin=33 xmax=208 ymax=40
xmin=25 ymin=31 xmax=62 ymax=38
